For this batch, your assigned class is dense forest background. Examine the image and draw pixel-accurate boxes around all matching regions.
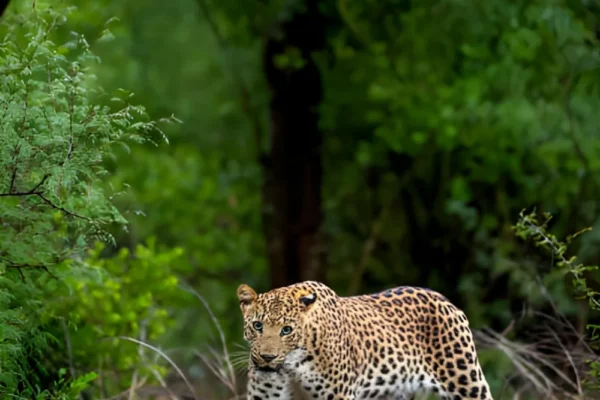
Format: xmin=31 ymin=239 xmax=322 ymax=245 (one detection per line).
xmin=1 ymin=0 xmax=600 ymax=398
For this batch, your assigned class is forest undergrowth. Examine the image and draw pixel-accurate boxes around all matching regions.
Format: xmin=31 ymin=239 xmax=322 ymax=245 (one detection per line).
xmin=1 ymin=1 xmax=599 ymax=399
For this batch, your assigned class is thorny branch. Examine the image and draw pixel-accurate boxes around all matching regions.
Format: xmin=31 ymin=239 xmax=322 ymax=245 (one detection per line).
xmin=520 ymin=214 xmax=600 ymax=309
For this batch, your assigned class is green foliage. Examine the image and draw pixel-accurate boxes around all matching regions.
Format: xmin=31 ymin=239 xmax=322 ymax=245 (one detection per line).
xmin=319 ymin=0 xmax=600 ymax=325
xmin=515 ymin=211 xmax=598 ymax=304
xmin=514 ymin=210 xmax=600 ymax=390
xmin=28 ymin=0 xmax=599 ymax=395
xmin=53 ymin=0 xmax=270 ymax=350
xmin=2 ymin=0 xmax=600 ymax=398
xmin=50 ymin=239 xmax=184 ymax=395
xmin=0 ymin=1 xmax=161 ymax=272
xmin=35 ymin=371 xmax=99 ymax=400
xmin=0 ymin=3 xmax=169 ymax=398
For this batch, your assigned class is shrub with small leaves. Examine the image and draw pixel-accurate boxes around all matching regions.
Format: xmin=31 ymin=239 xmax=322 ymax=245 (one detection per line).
xmin=514 ymin=210 xmax=600 ymax=390
xmin=0 ymin=3 xmax=169 ymax=398
xmin=49 ymin=239 xmax=185 ymax=396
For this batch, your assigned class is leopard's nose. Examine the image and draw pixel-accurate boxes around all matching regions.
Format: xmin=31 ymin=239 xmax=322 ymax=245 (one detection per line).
xmin=260 ymin=354 xmax=276 ymax=363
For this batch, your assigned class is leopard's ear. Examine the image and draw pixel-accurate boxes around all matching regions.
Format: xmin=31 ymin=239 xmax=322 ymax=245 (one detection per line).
xmin=237 ymin=284 xmax=257 ymax=313
xmin=296 ymin=291 xmax=317 ymax=311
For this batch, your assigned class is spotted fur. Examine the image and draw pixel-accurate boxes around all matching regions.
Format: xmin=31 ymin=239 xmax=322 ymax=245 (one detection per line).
xmin=237 ymin=281 xmax=493 ymax=400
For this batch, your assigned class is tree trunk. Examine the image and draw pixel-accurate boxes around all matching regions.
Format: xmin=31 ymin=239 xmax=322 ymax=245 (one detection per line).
xmin=261 ymin=0 xmax=326 ymax=289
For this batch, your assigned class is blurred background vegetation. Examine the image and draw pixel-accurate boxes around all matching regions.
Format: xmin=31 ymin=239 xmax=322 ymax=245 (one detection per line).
xmin=1 ymin=0 xmax=600 ymax=398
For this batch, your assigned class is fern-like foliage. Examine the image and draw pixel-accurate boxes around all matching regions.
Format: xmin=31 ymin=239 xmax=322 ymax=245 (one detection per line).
xmin=0 ymin=3 xmax=166 ymax=397
xmin=514 ymin=210 xmax=600 ymax=391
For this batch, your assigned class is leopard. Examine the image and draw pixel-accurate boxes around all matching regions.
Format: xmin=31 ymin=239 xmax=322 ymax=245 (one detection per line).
xmin=237 ymin=280 xmax=494 ymax=400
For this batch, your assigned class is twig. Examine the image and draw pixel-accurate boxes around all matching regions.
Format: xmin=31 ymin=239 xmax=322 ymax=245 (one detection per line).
xmin=523 ymin=218 xmax=600 ymax=309
xmin=7 ymin=141 xmax=22 ymax=194
xmin=0 ymin=174 xmax=49 ymax=197
xmin=5 ymin=262 xmax=54 ymax=275
xmin=127 ymin=370 xmax=139 ymax=400
xmin=105 ymin=336 xmax=199 ymax=400
xmin=179 ymin=282 xmax=237 ymax=392
xmin=474 ymin=316 xmax=595 ymax=399
xmin=34 ymin=192 xmax=91 ymax=221
xmin=149 ymin=368 xmax=180 ymax=400
xmin=0 ymin=174 xmax=91 ymax=221
xmin=128 ymin=320 xmax=148 ymax=400
xmin=549 ymin=329 xmax=582 ymax=396
xmin=30 ymin=173 xmax=50 ymax=192
xmin=196 ymin=349 xmax=236 ymax=394
xmin=100 ymin=377 xmax=148 ymax=400
xmin=502 ymin=319 xmax=515 ymax=336
xmin=61 ymin=318 xmax=77 ymax=380
xmin=9 ymin=165 xmax=18 ymax=193
xmin=15 ymin=267 xmax=25 ymax=282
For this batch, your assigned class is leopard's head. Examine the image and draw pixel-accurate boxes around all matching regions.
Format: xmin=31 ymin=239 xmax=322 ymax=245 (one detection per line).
xmin=236 ymin=283 xmax=319 ymax=371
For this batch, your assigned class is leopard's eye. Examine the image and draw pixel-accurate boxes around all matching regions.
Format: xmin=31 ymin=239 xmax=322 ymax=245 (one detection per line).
xmin=252 ymin=321 xmax=263 ymax=331
xmin=280 ymin=326 xmax=293 ymax=336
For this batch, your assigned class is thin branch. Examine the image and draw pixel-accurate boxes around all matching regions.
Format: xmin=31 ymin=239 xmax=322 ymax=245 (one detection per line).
xmin=0 ymin=174 xmax=50 ymax=197
xmin=8 ymin=142 xmax=22 ymax=194
xmin=100 ymin=377 xmax=148 ymax=400
xmin=105 ymin=336 xmax=199 ymax=400
xmin=196 ymin=350 xmax=236 ymax=394
xmin=6 ymin=263 xmax=50 ymax=271
xmin=61 ymin=318 xmax=77 ymax=380
xmin=522 ymin=217 xmax=600 ymax=309
xmin=34 ymin=192 xmax=91 ymax=221
xmin=179 ymin=282 xmax=237 ymax=392
xmin=549 ymin=328 xmax=582 ymax=396
xmin=30 ymin=173 xmax=50 ymax=192
xmin=5 ymin=263 xmax=57 ymax=280
xmin=15 ymin=267 xmax=25 ymax=282
xmin=0 ymin=174 xmax=91 ymax=221
xmin=149 ymin=368 xmax=180 ymax=400
xmin=9 ymin=166 xmax=17 ymax=193
xmin=1 ymin=255 xmax=59 ymax=279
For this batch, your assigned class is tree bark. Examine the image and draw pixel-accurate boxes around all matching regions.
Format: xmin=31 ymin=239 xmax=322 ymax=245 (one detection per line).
xmin=261 ymin=0 xmax=326 ymax=289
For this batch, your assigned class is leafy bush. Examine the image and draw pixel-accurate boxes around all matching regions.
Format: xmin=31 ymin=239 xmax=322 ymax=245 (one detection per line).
xmin=0 ymin=3 xmax=170 ymax=397
xmin=52 ymin=239 xmax=185 ymax=396
xmin=515 ymin=210 xmax=600 ymax=391
xmin=320 ymin=0 xmax=600 ymax=329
